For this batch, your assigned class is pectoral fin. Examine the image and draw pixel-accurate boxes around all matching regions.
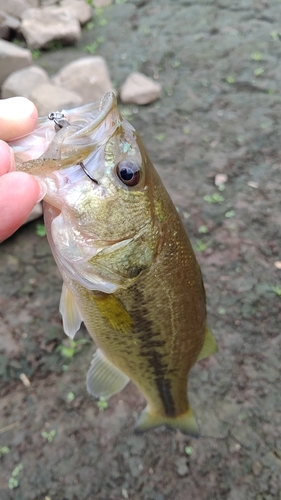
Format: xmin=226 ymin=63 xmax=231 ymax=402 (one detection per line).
xmin=59 ymin=283 xmax=82 ymax=339
xmin=197 ymin=325 xmax=218 ymax=362
xmin=86 ymin=348 xmax=130 ymax=399
xmin=135 ymin=406 xmax=199 ymax=437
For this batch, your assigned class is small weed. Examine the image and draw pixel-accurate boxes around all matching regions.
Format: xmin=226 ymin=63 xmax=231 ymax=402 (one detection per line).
xmin=218 ymin=307 xmax=226 ymax=315
xmin=226 ymin=76 xmax=235 ymax=84
xmin=198 ymin=225 xmax=208 ymax=234
xmin=269 ymin=285 xmax=281 ymax=297
xmin=66 ymin=392 xmax=75 ymax=402
xmin=85 ymin=36 xmax=104 ymax=54
xmin=41 ymin=430 xmax=56 ymax=443
xmin=0 ymin=446 xmax=10 ymax=457
xmin=194 ymin=240 xmax=211 ymax=252
xmin=97 ymin=397 xmax=108 ymax=412
xmin=183 ymin=126 xmax=190 ymax=134
xmin=225 ymin=210 xmax=236 ymax=218
xmin=139 ymin=25 xmax=150 ymax=36
xmin=48 ymin=40 xmax=63 ymax=51
xmin=172 ymin=60 xmax=180 ymax=68
xmin=56 ymin=338 xmax=90 ymax=359
xmin=8 ymin=463 xmax=23 ymax=490
xmin=185 ymin=446 xmax=193 ymax=455
xmin=32 ymin=49 xmax=41 ymax=60
xmin=254 ymin=67 xmax=264 ymax=76
xmin=95 ymin=7 xmax=108 ymax=26
xmin=203 ymin=193 xmax=225 ymax=204
xmin=86 ymin=21 xmax=94 ymax=30
xmin=251 ymin=52 xmax=263 ymax=61
xmin=155 ymin=133 xmax=165 ymax=142
xmin=270 ymin=31 xmax=279 ymax=41
xmin=115 ymin=0 xmax=127 ymax=3
xmin=36 ymin=223 xmax=46 ymax=237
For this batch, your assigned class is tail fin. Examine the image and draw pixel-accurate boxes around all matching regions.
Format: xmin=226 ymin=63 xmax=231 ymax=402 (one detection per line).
xmin=135 ymin=406 xmax=199 ymax=437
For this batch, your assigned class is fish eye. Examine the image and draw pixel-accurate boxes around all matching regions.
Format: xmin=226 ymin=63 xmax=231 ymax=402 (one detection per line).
xmin=116 ymin=160 xmax=141 ymax=187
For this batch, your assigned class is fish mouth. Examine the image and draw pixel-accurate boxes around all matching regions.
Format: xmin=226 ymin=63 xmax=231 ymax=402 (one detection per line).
xmin=13 ymin=92 xmax=121 ymax=173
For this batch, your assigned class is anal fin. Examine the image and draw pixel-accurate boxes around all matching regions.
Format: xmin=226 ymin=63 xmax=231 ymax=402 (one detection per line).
xmin=86 ymin=348 xmax=130 ymax=399
xmin=197 ymin=325 xmax=218 ymax=362
xmin=59 ymin=283 xmax=82 ymax=339
xmin=135 ymin=406 xmax=199 ymax=437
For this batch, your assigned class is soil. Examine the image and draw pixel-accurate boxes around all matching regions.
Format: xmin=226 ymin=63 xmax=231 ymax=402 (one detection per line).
xmin=1 ymin=1 xmax=281 ymax=499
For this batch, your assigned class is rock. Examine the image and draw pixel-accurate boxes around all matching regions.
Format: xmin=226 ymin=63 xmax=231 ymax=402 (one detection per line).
xmin=60 ymin=0 xmax=92 ymax=25
xmin=23 ymin=203 xmax=43 ymax=224
xmin=120 ymin=72 xmax=162 ymax=105
xmin=2 ymin=65 xmax=50 ymax=99
xmin=0 ymin=39 xmax=32 ymax=86
xmin=52 ymin=56 xmax=115 ymax=104
xmin=175 ymin=457 xmax=189 ymax=477
xmin=92 ymin=0 xmax=113 ymax=6
xmin=0 ymin=11 xmax=10 ymax=40
xmin=20 ymin=6 xmax=81 ymax=50
xmin=0 ymin=0 xmax=39 ymax=19
xmin=29 ymin=83 xmax=82 ymax=116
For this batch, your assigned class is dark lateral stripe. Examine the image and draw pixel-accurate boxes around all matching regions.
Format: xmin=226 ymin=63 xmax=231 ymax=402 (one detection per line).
xmin=130 ymin=286 xmax=176 ymax=417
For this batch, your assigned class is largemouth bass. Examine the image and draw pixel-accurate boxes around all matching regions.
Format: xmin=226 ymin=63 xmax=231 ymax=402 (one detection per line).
xmin=12 ymin=92 xmax=217 ymax=435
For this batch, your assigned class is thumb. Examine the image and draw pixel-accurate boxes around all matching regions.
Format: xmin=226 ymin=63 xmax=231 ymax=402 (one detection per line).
xmin=0 ymin=97 xmax=38 ymax=141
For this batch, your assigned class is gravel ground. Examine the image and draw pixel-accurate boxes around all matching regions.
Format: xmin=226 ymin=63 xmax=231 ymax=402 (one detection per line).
xmin=0 ymin=1 xmax=281 ymax=499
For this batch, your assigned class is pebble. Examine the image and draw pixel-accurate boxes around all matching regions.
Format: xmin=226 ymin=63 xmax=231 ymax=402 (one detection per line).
xmin=120 ymin=72 xmax=162 ymax=105
xmin=175 ymin=457 xmax=189 ymax=477
xmin=29 ymin=82 xmax=82 ymax=115
xmin=52 ymin=56 xmax=115 ymax=104
xmin=2 ymin=65 xmax=49 ymax=99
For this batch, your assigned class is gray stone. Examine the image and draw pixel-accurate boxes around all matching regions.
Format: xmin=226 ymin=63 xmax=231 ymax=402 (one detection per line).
xmin=60 ymin=0 xmax=92 ymax=25
xmin=52 ymin=56 xmax=115 ymax=104
xmin=0 ymin=0 xmax=39 ymax=19
xmin=20 ymin=6 xmax=81 ymax=50
xmin=29 ymin=83 xmax=82 ymax=116
xmin=2 ymin=65 xmax=50 ymax=99
xmin=120 ymin=72 xmax=162 ymax=105
xmin=0 ymin=39 xmax=32 ymax=86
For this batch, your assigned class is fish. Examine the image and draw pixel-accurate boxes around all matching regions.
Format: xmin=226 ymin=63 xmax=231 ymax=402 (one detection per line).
xmin=12 ymin=92 xmax=217 ymax=436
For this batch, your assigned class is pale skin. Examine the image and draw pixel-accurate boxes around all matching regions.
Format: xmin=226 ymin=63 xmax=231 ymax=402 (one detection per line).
xmin=0 ymin=97 xmax=46 ymax=243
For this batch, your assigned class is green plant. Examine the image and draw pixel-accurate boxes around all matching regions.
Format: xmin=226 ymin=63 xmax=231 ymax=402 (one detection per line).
xmin=32 ymin=49 xmax=41 ymax=60
xmin=0 ymin=446 xmax=10 ymax=457
xmin=56 ymin=338 xmax=90 ymax=359
xmin=36 ymin=223 xmax=46 ymax=237
xmin=8 ymin=463 xmax=23 ymax=489
xmin=194 ymin=240 xmax=211 ymax=252
xmin=203 ymin=193 xmax=225 ymax=204
xmin=269 ymin=285 xmax=281 ymax=297
xmin=41 ymin=430 xmax=56 ymax=442
xmin=155 ymin=133 xmax=165 ymax=142
xmin=185 ymin=446 xmax=193 ymax=455
xmin=85 ymin=36 xmax=104 ymax=54
xmin=97 ymin=397 xmax=108 ymax=412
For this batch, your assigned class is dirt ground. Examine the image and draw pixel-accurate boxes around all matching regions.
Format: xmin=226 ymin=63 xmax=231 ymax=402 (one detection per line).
xmin=1 ymin=1 xmax=281 ymax=499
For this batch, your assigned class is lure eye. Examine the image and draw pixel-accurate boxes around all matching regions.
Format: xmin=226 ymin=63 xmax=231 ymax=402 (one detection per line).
xmin=116 ymin=160 xmax=141 ymax=187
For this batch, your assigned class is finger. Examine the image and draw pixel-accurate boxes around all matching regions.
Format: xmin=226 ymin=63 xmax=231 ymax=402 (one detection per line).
xmin=0 ymin=140 xmax=15 ymax=175
xmin=0 ymin=97 xmax=38 ymax=141
xmin=0 ymin=171 xmax=42 ymax=242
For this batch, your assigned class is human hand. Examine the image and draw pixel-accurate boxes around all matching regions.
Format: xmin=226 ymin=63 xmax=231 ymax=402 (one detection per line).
xmin=0 ymin=97 xmax=46 ymax=243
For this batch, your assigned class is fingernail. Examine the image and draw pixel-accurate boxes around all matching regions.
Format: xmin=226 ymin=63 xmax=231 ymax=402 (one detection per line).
xmin=36 ymin=178 xmax=47 ymax=202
